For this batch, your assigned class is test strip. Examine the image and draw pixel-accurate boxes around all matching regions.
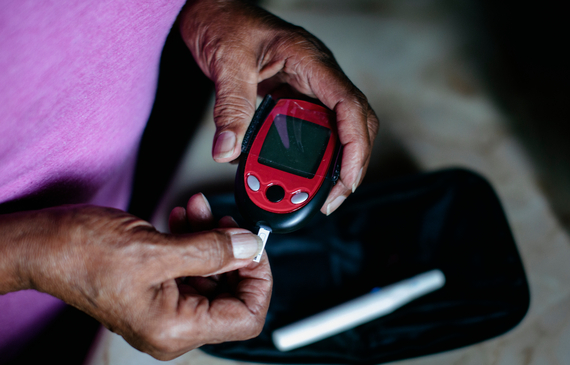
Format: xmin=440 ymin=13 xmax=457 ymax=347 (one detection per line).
xmin=272 ymin=269 xmax=446 ymax=351
xmin=253 ymin=226 xmax=271 ymax=262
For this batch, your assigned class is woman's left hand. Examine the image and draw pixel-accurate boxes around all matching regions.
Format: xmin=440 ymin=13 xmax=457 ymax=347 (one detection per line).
xmin=179 ymin=0 xmax=379 ymax=215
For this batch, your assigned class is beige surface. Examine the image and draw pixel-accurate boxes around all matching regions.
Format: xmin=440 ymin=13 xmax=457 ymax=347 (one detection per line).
xmin=86 ymin=1 xmax=570 ymax=364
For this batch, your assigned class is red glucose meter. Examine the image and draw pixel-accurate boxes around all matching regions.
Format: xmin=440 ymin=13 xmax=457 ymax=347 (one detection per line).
xmin=235 ymin=94 xmax=342 ymax=234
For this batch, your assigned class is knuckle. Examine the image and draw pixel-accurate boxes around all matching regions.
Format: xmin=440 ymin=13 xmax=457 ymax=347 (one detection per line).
xmin=343 ymin=93 xmax=376 ymax=151
xmin=213 ymin=93 xmax=256 ymax=128
xmin=212 ymin=47 xmax=256 ymax=80
xmin=290 ymin=27 xmax=333 ymax=58
xmin=140 ymin=324 xmax=184 ymax=358
xmin=346 ymin=89 xmax=368 ymax=113
xmin=368 ymin=107 xmax=380 ymax=139
xmin=200 ymin=230 xmax=231 ymax=269
xmin=243 ymin=318 xmax=265 ymax=340
xmin=275 ymin=28 xmax=338 ymax=70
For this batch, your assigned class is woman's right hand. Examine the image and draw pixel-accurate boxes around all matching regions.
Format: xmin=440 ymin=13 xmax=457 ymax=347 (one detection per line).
xmin=0 ymin=201 xmax=271 ymax=360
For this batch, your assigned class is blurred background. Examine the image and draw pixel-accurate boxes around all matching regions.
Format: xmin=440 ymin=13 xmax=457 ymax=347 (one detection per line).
xmin=15 ymin=0 xmax=569 ymax=364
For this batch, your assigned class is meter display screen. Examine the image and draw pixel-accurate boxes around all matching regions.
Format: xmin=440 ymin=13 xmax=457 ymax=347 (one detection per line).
xmin=258 ymin=114 xmax=331 ymax=178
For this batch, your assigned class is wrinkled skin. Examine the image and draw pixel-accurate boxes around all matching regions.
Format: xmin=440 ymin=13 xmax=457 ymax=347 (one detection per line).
xmin=180 ymin=0 xmax=379 ymax=215
xmin=0 ymin=196 xmax=271 ymax=360
xmin=0 ymin=0 xmax=378 ymax=361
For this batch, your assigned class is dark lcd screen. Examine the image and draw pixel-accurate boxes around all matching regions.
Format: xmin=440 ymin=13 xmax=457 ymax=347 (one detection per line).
xmin=258 ymin=114 xmax=331 ymax=178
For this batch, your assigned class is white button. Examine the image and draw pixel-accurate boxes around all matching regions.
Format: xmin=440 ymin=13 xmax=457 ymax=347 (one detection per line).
xmin=247 ymin=175 xmax=260 ymax=191
xmin=291 ymin=192 xmax=309 ymax=204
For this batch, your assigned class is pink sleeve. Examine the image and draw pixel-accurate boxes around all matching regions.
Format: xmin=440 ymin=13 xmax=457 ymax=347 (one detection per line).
xmin=0 ymin=0 xmax=186 ymax=358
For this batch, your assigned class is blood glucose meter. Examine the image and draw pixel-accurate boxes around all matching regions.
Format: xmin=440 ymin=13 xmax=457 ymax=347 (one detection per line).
xmin=235 ymin=93 xmax=342 ymax=235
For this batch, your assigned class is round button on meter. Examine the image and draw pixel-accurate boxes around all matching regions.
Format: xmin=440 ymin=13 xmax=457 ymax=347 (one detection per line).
xmin=291 ymin=192 xmax=309 ymax=204
xmin=247 ymin=175 xmax=260 ymax=191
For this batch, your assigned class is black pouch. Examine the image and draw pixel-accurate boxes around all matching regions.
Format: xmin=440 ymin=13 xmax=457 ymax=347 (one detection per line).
xmin=202 ymin=168 xmax=530 ymax=364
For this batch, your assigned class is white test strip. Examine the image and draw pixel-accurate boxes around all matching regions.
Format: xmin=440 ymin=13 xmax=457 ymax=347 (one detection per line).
xmin=272 ymin=269 xmax=446 ymax=351
xmin=253 ymin=226 xmax=271 ymax=262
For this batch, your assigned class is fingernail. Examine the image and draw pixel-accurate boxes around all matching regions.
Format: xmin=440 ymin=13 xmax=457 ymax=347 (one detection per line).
xmin=326 ymin=195 xmax=346 ymax=216
xmin=199 ymin=193 xmax=212 ymax=214
xmin=213 ymin=131 xmax=236 ymax=160
xmin=231 ymin=233 xmax=262 ymax=259
xmin=352 ymin=167 xmax=363 ymax=193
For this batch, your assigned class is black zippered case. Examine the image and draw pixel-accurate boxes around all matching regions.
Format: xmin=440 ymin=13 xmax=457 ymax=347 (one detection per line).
xmin=202 ymin=168 xmax=530 ymax=364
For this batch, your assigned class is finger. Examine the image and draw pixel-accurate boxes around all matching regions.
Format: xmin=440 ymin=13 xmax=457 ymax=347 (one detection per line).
xmin=175 ymin=294 xmax=266 ymax=347
xmin=320 ymin=81 xmax=370 ymax=182
xmin=234 ymin=252 xmax=272 ymax=315
xmin=274 ymin=43 xmax=378 ymax=213
xmin=320 ymin=105 xmax=379 ymax=216
xmin=168 ymin=207 xmax=189 ymax=234
xmin=176 ymin=253 xmax=272 ymax=344
xmin=218 ymin=215 xmax=239 ymax=228
xmin=306 ymin=72 xmax=378 ymax=214
xmin=164 ymin=228 xmax=263 ymax=278
xmin=209 ymin=255 xmax=272 ymax=341
xmin=186 ymin=193 xmax=215 ymax=232
xmin=211 ymin=53 xmax=258 ymax=162
xmin=181 ymin=276 xmax=220 ymax=298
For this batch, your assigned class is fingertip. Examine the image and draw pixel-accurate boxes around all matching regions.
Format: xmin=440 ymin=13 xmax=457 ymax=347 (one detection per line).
xmin=326 ymin=195 xmax=347 ymax=216
xmin=170 ymin=206 xmax=187 ymax=218
xmin=187 ymin=193 xmax=213 ymax=218
xmin=321 ymin=183 xmax=350 ymax=216
xmin=219 ymin=215 xmax=239 ymax=228
xmin=199 ymin=193 xmax=212 ymax=214
xmin=213 ymin=130 xmax=238 ymax=162
xmin=186 ymin=193 xmax=215 ymax=231
xmin=231 ymin=232 xmax=263 ymax=259
xmin=337 ymin=140 xmax=367 ymax=195
xmin=169 ymin=206 xmax=188 ymax=234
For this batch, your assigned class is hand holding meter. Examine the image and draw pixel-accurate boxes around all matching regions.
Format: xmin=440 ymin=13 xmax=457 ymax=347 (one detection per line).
xmin=235 ymin=93 xmax=342 ymax=261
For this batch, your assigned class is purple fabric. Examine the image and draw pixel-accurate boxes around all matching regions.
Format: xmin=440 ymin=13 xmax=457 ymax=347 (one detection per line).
xmin=0 ymin=0 xmax=186 ymax=358
xmin=0 ymin=291 xmax=66 ymax=361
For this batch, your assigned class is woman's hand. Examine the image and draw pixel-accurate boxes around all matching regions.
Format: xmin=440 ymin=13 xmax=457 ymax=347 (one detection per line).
xmin=169 ymin=193 xmax=272 ymax=309
xmin=179 ymin=0 xmax=379 ymax=215
xmin=0 ymin=201 xmax=270 ymax=360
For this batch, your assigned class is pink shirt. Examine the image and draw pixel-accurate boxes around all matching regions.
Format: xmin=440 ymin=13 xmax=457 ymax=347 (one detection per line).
xmin=0 ymin=0 xmax=186 ymax=358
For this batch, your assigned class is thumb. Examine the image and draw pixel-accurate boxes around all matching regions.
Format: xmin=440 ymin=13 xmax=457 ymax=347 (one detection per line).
xmin=166 ymin=228 xmax=263 ymax=278
xmin=211 ymin=59 xmax=258 ymax=162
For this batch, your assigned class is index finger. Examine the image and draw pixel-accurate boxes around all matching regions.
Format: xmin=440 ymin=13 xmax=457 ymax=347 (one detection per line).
xmin=308 ymin=67 xmax=379 ymax=215
xmin=271 ymin=29 xmax=379 ymax=214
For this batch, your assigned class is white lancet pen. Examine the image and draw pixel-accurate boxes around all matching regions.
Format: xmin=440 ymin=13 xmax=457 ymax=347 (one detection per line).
xmin=272 ymin=269 xmax=446 ymax=351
